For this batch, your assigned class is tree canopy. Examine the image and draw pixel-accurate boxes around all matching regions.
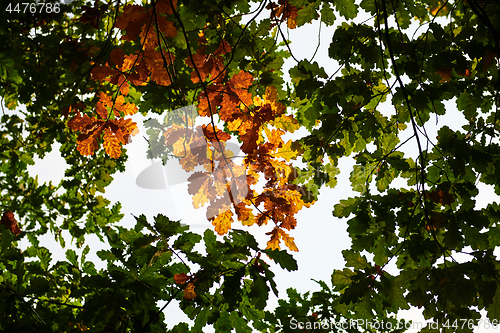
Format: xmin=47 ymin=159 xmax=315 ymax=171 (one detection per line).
xmin=2 ymin=0 xmax=500 ymax=331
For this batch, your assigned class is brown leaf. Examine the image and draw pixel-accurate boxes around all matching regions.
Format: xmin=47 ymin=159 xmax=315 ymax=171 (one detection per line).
xmin=202 ymin=124 xmax=231 ymax=142
xmin=173 ymin=273 xmax=190 ymax=284
xmin=1 ymin=210 xmax=21 ymax=235
xmin=426 ymin=189 xmax=454 ymax=205
xmin=436 ymin=66 xmax=452 ymax=83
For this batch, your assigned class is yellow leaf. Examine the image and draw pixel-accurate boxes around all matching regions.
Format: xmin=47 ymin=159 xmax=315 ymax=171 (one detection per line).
xmin=282 ymin=231 xmax=298 ymax=252
xmin=192 ymin=187 xmax=210 ymax=209
xmin=429 ymin=1 xmax=449 ymax=16
xmin=271 ymin=114 xmax=300 ymax=133
xmin=103 ymin=128 xmax=122 ymax=159
xmin=275 ymin=139 xmax=298 ymax=162
xmin=183 ymin=282 xmax=197 ymax=300
xmin=212 ymin=210 xmax=233 ymax=235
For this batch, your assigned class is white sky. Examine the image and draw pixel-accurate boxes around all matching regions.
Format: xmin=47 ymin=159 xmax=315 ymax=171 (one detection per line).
xmin=12 ymin=2 xmax=500 ymax=332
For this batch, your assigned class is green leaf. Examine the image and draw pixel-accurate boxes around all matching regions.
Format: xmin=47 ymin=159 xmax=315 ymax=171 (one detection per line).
xmin=384 ymin=278 xmax=410 ymax=311
xmin=334 ymin=0 xmax=358 ymax=19
xmin=65 ymin=249 xmax=79 ymax=268
xmin=37 ymin=247 xmax=52 ymax=271
xmin=331 ymin=268 xmax=354 ymax=290
xmin=263 ymin=248 xmax=298 ymax=271
xmin=173 ymin=232 xmax=202 ymax=252
xmin=214 ymin=308 xmax=232 ymax=332
xmin=154 ymin=214 xmax=188 ymax=239
xmin=133 ymin=234 xmax=158 ymax=249
xmin=320 ymin=3 xmax=336 ymax=25
xmin=487 ymin=287 xmax=500 ymax=322
xmin=170 ymin=323 xmax=189 ymax=333
xmin=343 ymin=250 xmax=369 ymax=270
xmin=249 ymin=274 xmax=270 ymax=310
xmin=230 ymin=311 xmax=252 ymax=333
xmin=296 ymin=4 xmax=319 ymax=26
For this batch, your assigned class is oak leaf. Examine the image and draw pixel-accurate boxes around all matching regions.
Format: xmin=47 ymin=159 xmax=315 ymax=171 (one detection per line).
xmin=202 ymin=124 xmax=231 ymax=142
xmin=183 ymin=282 xmax=197 ymax=300
xmin=198 ymin=85 xmax=223 ymax=116
xmin=77 ymin=133 xmax=101 ymax=156
xmin=173 ymin=273 xmax=190 ymax=284
xmin=156 ymin=16 xmax=177 ymax=38
xmin=1 ymin=210 xmax=21 ymax=235
xmin=122 ymin=53 xmax=138 ymax=72
xmin=266 ymin=227 xmax=298 ymax=252
xmin=436 ymin=66 xmax=452 ymax=83
xmin=155 ymin=0 xmax=177 ymax=15
xmin=115 ymin=5 xmax=147 ymax=41
xmin=211 ymin=209 xmax=233 ymax=235
xmin=110 ymin=48 xmax=126 ymax=69
xmin=426 ymin=189 xmax=454 ymax=205
xmin=103 ymin=128 xmax=122 ymax=159
xmin=214 ymin=39 xmax=232 ymax=56
xmin=275 ymin=139 xmax=298 ymax=161
xmin=96 ymin=101 xmax=108 ymax=119
xmin=240 ymin=123 xmax=262 ymax=154
xmin=79 ymin=0 xmax=109 ymax=29
xmin=114 ymin=95 xmax=138 ymax=116
xmin=144 ymin=48 xmax=173 ymax=86
xmin=235 ymin=202 xmax=255 ymax=226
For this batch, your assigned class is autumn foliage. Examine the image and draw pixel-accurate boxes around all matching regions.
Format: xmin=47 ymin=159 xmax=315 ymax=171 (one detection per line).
xmin=67 ymin=0 xmax=312 ymax=251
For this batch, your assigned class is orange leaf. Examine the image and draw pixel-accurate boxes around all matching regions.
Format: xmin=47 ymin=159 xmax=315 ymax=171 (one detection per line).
xmin=173 ymin=273 xmax=190 ymax=284
xmin=198 ymin=85 xmax=223 ymax=116
xmin=99 ymin=92 xmax=113 ymax=108
xmin=266 ymin=227 xmax=298 ymax=251
xmin=266 ymin=227 xmax=281 ymax=250
xmin=91 ymin=65 xmax=119 ymax=81
xmin=77 ymin=135 xmax=100 ymax=156
xmin=282 ymin=232 xmax=298 ymax=252
xmin=96 ymin=102 xmax=108 ymax=119
xmin=144 ymin=50 xmax=173 ymax=86
xmin=110 ymin=48 xmax=126 ymax=68
xmin=122 ymin=54 xmax=138 ymax=71
xmin=1 ymin=210 xmax=21 ymax=235
xmin=183 ymin=282 xmax=197 ymax=300
xmin=202 ymin=124 xmax=231 ymax=142
xmin=103 ymin=128 xmax=122 ymax=159
xmin=68 ymin=113 xmax=94 ymax=132
xmin=212 ymin=209 xmax=233 ymax=235
xmin=230 ymin=70 xmax=253 ymax=89
xmin=114 ymin=95 xmax=138 ymax=116
xmin=112 ymin=117 xmax=138 ymax=136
